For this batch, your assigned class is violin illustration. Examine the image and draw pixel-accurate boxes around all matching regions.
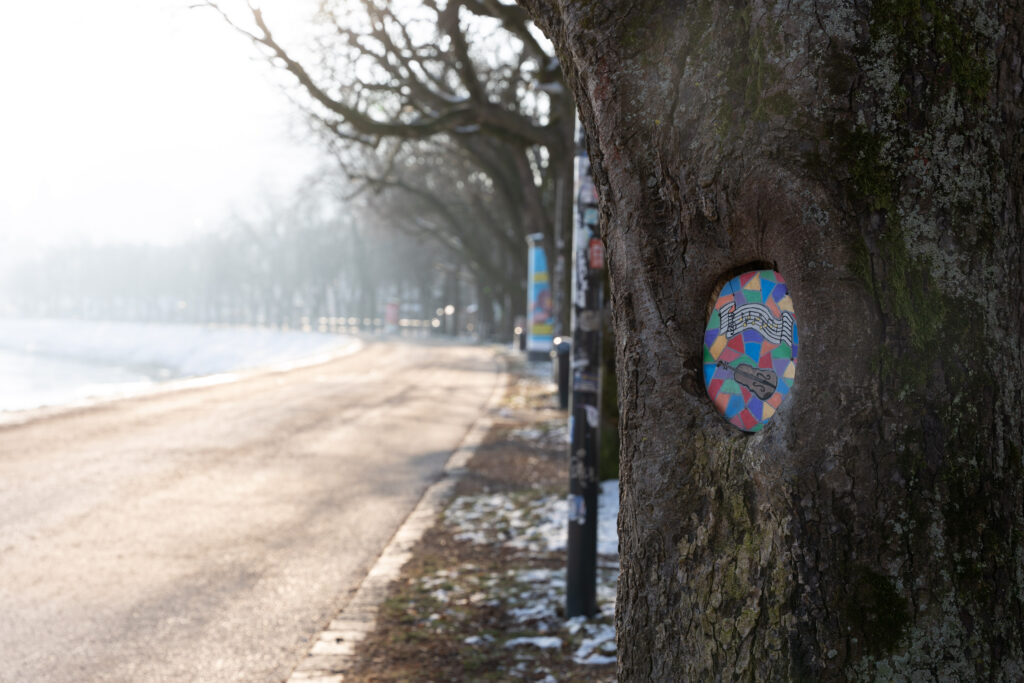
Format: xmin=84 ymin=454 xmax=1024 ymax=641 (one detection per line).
xmin=717 ymin=360 xmax=778 ymax=400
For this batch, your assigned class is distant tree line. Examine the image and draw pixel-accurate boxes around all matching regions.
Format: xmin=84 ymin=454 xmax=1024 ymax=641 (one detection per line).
xmin=2 ymin=196 xmax=495 ymax=336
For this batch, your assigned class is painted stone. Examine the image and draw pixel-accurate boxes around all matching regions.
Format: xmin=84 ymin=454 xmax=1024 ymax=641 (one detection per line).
xmin=703 ymin=270 xmax=798 ymax=432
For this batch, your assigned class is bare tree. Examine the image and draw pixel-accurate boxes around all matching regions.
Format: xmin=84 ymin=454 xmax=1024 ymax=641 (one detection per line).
xmin=340 ymin=136 xmax=527 ymax=328
xmin=204 ymin=0 xmax=575 ymax=332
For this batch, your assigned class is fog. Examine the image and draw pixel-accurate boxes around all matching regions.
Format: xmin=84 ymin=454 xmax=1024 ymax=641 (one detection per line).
xmin=0 ymin=0 xmax=323 ymax=266
xmin=0 ymin=192 xmax=468 ymax=333
xmin=0 ymin=1 xmax=499 ymax=339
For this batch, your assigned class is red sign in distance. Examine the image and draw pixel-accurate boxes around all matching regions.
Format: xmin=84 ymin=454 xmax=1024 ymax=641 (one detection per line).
xmin=588 ymin=238 xmax=605 ymax=270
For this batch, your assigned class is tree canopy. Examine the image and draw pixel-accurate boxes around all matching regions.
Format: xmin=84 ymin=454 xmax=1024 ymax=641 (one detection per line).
xmin=205 ymin=0 xmax=576 ymax=332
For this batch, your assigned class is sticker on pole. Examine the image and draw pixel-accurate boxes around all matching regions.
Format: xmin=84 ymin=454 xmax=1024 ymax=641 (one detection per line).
xmin=703 ymin=270 xmax=798 ymax=432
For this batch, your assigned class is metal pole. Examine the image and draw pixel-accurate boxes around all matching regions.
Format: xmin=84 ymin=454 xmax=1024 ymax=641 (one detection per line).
xmin=567 ymin=125 xmax=603 ymax=618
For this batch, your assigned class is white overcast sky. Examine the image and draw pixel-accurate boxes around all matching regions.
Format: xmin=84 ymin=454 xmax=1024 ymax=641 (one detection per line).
xmin=0 ymin=0 xmax=325 ymax=266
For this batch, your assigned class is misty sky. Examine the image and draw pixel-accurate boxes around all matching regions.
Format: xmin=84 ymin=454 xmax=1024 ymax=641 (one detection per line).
xmin=0 ymin=0 xmax=325 ymax=267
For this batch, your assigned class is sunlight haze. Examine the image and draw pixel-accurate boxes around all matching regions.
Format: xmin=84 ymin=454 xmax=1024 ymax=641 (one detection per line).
xmin=0 ymin=0 xmax=323 ymax=267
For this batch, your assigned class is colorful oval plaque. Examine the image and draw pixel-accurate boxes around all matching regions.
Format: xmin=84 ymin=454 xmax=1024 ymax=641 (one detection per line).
xmin=703 ymin=270 xmax=798 ymax=432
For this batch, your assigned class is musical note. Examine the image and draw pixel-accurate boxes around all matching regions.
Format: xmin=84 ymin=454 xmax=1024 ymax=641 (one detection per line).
xmin=719 ymin=302 xmax=795 ymax=346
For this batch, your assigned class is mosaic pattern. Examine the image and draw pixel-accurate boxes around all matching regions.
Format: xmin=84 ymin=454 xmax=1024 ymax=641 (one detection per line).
xmin=703 ymin=270 xmax=798 ymax=432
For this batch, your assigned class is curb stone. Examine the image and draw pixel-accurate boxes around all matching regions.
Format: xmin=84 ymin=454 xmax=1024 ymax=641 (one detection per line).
xmin=285 ymin=351 xmax=510 ymax=682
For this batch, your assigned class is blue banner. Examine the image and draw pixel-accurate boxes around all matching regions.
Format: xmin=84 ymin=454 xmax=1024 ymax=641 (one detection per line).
xmin=527 ymin=241 xmax=554 ymax=352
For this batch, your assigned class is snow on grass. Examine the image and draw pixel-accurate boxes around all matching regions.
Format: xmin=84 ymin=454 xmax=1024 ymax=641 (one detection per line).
xmin=407 ymin=559 xmax=617 ymax=671
xmin=446 ymin=491 xmax=567 ymax=553
xmin=570 ymin=620 xmax=617 ymax=665
xmin=507 ymin=568 xmax=565 ymax=626
xmin=445 ymin=480 xmax=619 ymax=556
xmin=508 ymin=419 xmax=570 ymax=447
xmin=463 ymin=634 xmax=495 ymax=646
xmin=438 ymin=481 xmax=620 ymax=669
xmin=505 ymin=636 xmax=563 ymax=650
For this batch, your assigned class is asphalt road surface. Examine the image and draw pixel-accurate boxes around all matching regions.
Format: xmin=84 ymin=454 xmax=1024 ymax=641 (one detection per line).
xmin=0 ymin=340 xmax=501 ymax=682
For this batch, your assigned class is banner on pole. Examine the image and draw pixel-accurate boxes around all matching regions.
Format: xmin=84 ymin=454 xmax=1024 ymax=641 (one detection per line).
xmin=526 ymin=236 xmax=554 ymax=352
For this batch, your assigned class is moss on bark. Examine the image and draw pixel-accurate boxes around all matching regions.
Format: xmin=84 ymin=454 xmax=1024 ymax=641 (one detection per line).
xmin=519 ymin=0 xmax=1024 ymax=678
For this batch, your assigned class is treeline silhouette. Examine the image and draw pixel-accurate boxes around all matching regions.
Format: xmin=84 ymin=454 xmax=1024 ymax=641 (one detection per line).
xmin=2 ymin=210 xmax=484 ymax=336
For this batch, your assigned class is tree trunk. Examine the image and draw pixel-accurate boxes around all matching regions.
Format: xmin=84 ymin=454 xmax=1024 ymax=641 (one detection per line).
xmin=520 ymin=0 xmax=1024 ymax=679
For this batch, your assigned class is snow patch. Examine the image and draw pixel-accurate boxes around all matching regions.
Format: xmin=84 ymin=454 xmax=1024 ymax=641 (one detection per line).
xmin=0 ymin=318 xmax=361 ymax=412
xmin=445 ymin=480 xmax=619 ymax=556
xmin=0 ymin=318 xmax=360 ymax=377
xmin=572 ymin=622 xmax=616 ymax=665
xmin=436 ymin=482 xmax=620 ymax=672
xmin=505 ymin=636 xmax=563 ymax=650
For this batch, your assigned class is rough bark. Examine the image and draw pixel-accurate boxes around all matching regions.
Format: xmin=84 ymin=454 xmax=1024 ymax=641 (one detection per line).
xmin=518 ymin=0 xmax=1024 ymax=679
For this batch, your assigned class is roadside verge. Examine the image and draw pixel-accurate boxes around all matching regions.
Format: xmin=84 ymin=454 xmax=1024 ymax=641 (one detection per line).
xmin=288 ymin=352 xmax=618 ymax=682
xmin=286 ymin=348 xmax=508 ymax=682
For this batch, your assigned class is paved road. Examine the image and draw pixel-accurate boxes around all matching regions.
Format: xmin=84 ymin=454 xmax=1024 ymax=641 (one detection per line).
xmin=0 ymin=340 xmax=500 ymax=682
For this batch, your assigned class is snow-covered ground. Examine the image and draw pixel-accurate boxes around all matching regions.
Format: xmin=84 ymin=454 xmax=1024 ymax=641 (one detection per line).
xmin=443 ymin=479 xmax=620 ymax=667
xmin=0 ymin=318 xmax=361 ymax=413
xmin=446 ymin=480 xmax=619 ymax=557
